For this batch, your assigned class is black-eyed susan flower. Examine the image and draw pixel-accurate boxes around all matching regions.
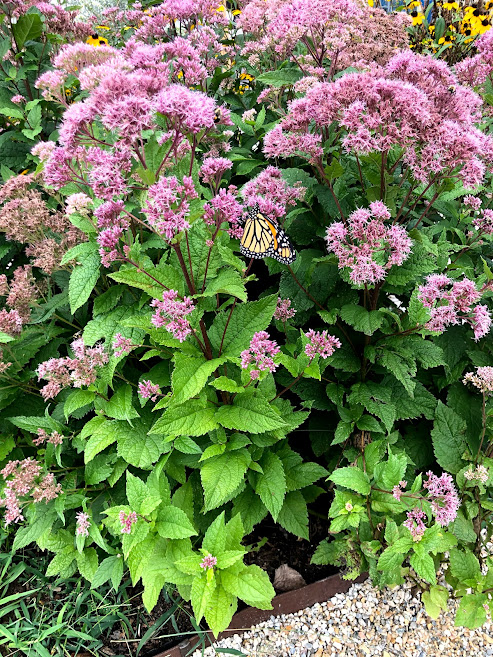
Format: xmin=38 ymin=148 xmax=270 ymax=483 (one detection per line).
xmin=86 ymin=34 xmax=109 ymax=47
xmin=443 ymin=1 xmax=459 ymax=10
xmin=411 ymin=9 xmax=426 ymax=25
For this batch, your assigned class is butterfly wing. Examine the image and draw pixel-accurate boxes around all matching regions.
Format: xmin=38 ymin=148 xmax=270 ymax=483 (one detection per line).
xmin=240 ymin=205 xmax=297 ymax=265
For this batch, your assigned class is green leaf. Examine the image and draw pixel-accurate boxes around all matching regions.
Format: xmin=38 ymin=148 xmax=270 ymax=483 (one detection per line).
xmin=151 ymin=399 xmax=218 ymax=437
xmin=256 ymin=69 xmax=303 ymax=87
xmin=91 ymin=556 xmax=122 ymax=590
xmin=449 ymin=548 xmax=481 ymax=582
xmin=205 ymin=582 xmax=237 ymax=636
xmin=84 ymin=420 xmax=118 ymax=463
xmin=156 ymin=506 xmax=197 ymax=539
xmin=13 ymin=13 xmax=43 ymax=49
xmin=215 ymin=394 xmax=287 ymax=434
xmin=209 ymin=376 xmax=244 ymax=393
xmin=103 ymin=385 xmax=139 ymax=422
xmin=13 ymin=508 xmax=56 ymax=551
xmin=108 ymin=263 xmax=183 ymax=299
xmin=191 ymin=575 xmax=216 ymax=623
xmin=76 ymin=548 xmax=99 ymax=582
xmin=118 ymin=419 xmax=164 ymax=468
xmin=422 ymin=585 xmax=448 ymax=620
xmin=68 ymin=245 xmax=100 ymax=313
xmin=174 ymin=436 xmax=202 ymax=454
xmin=209 ymin=296 xmax=277 ymax=357
xmin=46 ymin=546 xmax=76 ymax=578
xmin=172 ymin=353 xmax=225 ymax=404
xmin=201 ymin=450 xmax=250 ymax=511
xmin=126 ymin=472 xmax=151 ymax=512
xmin=255 ymin=452 xmax=286 ymax=521
xmin=379 ymin=350 xmax=416 ymax=398
xmin=202 ymin=269 xmax=247 ymax=302
xmin=431 ymin=402 xmax=466 ymax=474
xmin=340 ymin=305 xmax=384 ymax=336
xmin=410 ymin=552 xmax=436 ymax=584
xmin=277 ymin=491 xmax=309 ymax=539
xmin=64 ymin=390 xmax=95 ymax=420
xmin=8 ymin=415 xmax=65 ymax=434
xmin=329 ymin=467 xmax=371 ymax=495
xmin=222 ymin=564 xmax=274 ymax=609
xmin=455 ymin=594 xmax=488 ymax=629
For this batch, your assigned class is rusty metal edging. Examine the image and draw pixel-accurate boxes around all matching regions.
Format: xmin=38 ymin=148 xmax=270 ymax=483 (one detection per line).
xmin=152 ymin=572 xmax=368 ymax=657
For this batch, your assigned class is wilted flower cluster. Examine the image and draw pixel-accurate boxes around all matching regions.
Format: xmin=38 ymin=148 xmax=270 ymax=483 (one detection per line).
xmin=464 ymin=465 xmax=489 ymax=484
xmin=326 ymin=202 xmax=412 ymax=285
xmin=37 ymin=338 xmax=108 ymax=400
xmin=463 ymin=366 xmax=493 ymax=394
xmin=241 ymin=331 xmax=280 ymax=380
xmin=76 ymin=511 xmax=91 ymax=537
xmin=417 ymin=274 xmax=492 ymax=341
xmin=150 ymin=290 xmax=195 ymax=342
xmin=0 ymin=458 xmax=61 ymax=526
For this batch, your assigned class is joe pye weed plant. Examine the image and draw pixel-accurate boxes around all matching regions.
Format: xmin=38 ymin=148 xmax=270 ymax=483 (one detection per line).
xmin=1 ymin=0 xmax=493 ymax=640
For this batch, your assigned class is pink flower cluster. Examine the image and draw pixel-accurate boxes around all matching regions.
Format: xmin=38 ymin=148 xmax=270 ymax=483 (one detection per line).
xmin=199 ymin=157 xmax=232 ymax=188
xmin=76 ymin=511 xmax=91 ymax=537
xmin=242 ymin=166 xmax=305 ymax=220
xmin=113 ymin=333 xmax=135 ymax=358
xmin=326 ymin=202 xmax=412 ymax=286
xmin=463 ymin=366 xmax=493 ymax=394
xmin=473 ymin=209 xmax=493 ymax=236
xmin=119 ymin=510 xmax=138 ymax=534
xmin=417 ymin=275 xmax=491 ymax=341
xmin=95 ymin=201 xmax=129 ymax=267
xmin=274 ymin=297 xmax=296 ymax=322
xmin=392 ymin=480 xmax=407 ymax=502
xmin=33 ymin=429 xmax=63 ymax=447
xmin=143 ymin=176 xmax=197 ymax=241
xmin=37 ymin=338 xmax=108 ymax=400
xmin=200 ymin=554 xmax=217 ymax=570
xmin=203 ymin=186 xmax=244 ymax=239
xmin=304 ymin=329 xmax=341 ymax=361
xmin=423 ymin=471 xmax=460 ymax=527
xmin=264 ymin=51 xmax=493 ymax=188
xmin=0 ymin=458 xmax=61 ymax=526
xmin=241 ymin=331 xmax=280 ymax=380
xmin=138 ymin=380 xmax=161 ymax=401
xmin=464 ymin=465 xmax=489 ymax=484
xmin=150 ymin=290 xmax=195 ymax=342
xmin=404 ymin=508 xmax=427 ymax=542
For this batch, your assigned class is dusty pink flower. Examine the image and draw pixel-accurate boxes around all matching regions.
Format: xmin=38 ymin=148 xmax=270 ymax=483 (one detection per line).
xmin=241 ymin=331 xmax=280 ymax=379
xmin=143 ymin=176 xmax=197 ymax=241
xmin=464 ymin=465 xmax=489 ymax=484
xmin=423 ymin=472 xmax=460 ymax=526
xmin=199 ymin=157 xmax=232 ymax=186
xmin=138 ymin=380 xmax=161 ymax=401
xmin=153 ymin=85 xmax=217 ymax=134
xmin=33 ymin=429 xmax=63 ymax=447
xmin=392 ymin=480 xmax=407 ymax=501
xmin=0 ymin=309 xmax=23 ymax=336
xmin=304 ymin=329 xmax=341 ymax=361
xmin=11 ymin=94 xmax=25 ymax=104
xmin=150 ymin=290 xmax=195 ymax=342
xmin=473 ymin=209 xmax=493 ymax=236
xmin=119 ymin=510 xmax=138 ymax=534
xmin=66 ymin=193 xmax=92 ymax=216
xmin=274 ymin=297 xmax=296 ymax=321
xmin=31 ymin=141 xmax=56 ymax=163
xmin=76 ymin=511 xmax=91 ymax=537
xmin=200 ymin=554 xmax=217 ymax=570
xmin=242 ymin=166 xmax=305 ymax=220
xmin=113 ymin=333 xmax=134 ymax=357
xmin=404 ymin=508 xmax=426 ymax=542
xmin=203 ymin=186 xmax=243 ymax=237
xmin=464 ymin=195 xmax=482 ymax=210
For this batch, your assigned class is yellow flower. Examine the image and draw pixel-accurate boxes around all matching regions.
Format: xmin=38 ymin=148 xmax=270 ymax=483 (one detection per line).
xmin=410 ymin=10 xmax=425 ymax=25
xmin=232 ymin=9 xmax=241 ymax=15
xmin=443 ymin=1 xmax=459 ymax=9
xmin=368 ymin=0 xmax=374 ymax=6
xmin=20 ymin=169 xmax=29 ymax=175
xmin=86 ymin=34 xmax=109 ymax=47
xmin=95 ymin=25 xmax=110 ymax=30
xmin=216 ymin=4 xmax=226 ymax=11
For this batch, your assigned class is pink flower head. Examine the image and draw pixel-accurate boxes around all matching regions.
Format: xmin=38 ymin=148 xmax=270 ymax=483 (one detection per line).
xmin=199 ymin=157 xmax=232 ymax=186
xmin=11 ymin=94 xmax=25 ymax=104
xmin=143 ymin=176 xmax=197 ymax=241
xmin=242 ymin=166 xmax=305 ymax=220
xmin=274 ymin=297 xmax=296 ymax=321
xmin=418 ymin=275 xmax=491 ymax=339
xmin=33 ymin=429 xmax=63 ymax=447
xmin=463 ymin=366 xmax=493 ymax=394
xmin=66 ymin=193 xmax=92 ymax=216
xmin=76 ymin=511 xmax=91 ymax=537
xmin=473 ymin=209 xmax=493 ymax=235
xmin=304 ymin=329 xmax=341 ymax=361
xmin=153 ymin=85 xmax=217 ymax=134
xmin=241 ymin=331 xmax=280 ymax=379
xmin=138 ymin=380 xmax=161 ymax=401
xmin=423 ymin=471 xmax=460 ymax=527
xmin=203 ymin=186 xmax=243 ymax=237
xmin=464 ymin=464 xmax=489 ymax=484
xmin=326 ymin=204 xmax=411 ymax=286
xmin=119 ymin=510 xmax=138 ymax=534
xmin=392 ymin=480 xmax=407 ymax=501
xmin=200 ymin=554 xmax=217 ymax=570
xmin=0 ymin=309 xmax=23 ymax=336
xmin=464 ymin=195 xmax=482 ymax=210
xmin=113 ymin=333 xmax=134 ymax=357
xmin=404 ymin=508 xmax=426 ymax=542
xmin=150 ymin=290 xmax=195 ymax=342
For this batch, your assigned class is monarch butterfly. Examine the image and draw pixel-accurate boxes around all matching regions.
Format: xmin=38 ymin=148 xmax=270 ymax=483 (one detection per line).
xmin=240 ymin=204 xmax=296 ymax=265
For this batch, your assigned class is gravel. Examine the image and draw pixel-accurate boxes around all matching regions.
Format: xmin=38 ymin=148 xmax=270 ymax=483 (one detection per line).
xmin=192 ymin=578 xmax=493 ymax=657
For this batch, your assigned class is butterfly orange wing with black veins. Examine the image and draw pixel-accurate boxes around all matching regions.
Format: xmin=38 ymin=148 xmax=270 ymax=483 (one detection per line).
xmin=240 ymin=205 xmax=296 ymax=265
